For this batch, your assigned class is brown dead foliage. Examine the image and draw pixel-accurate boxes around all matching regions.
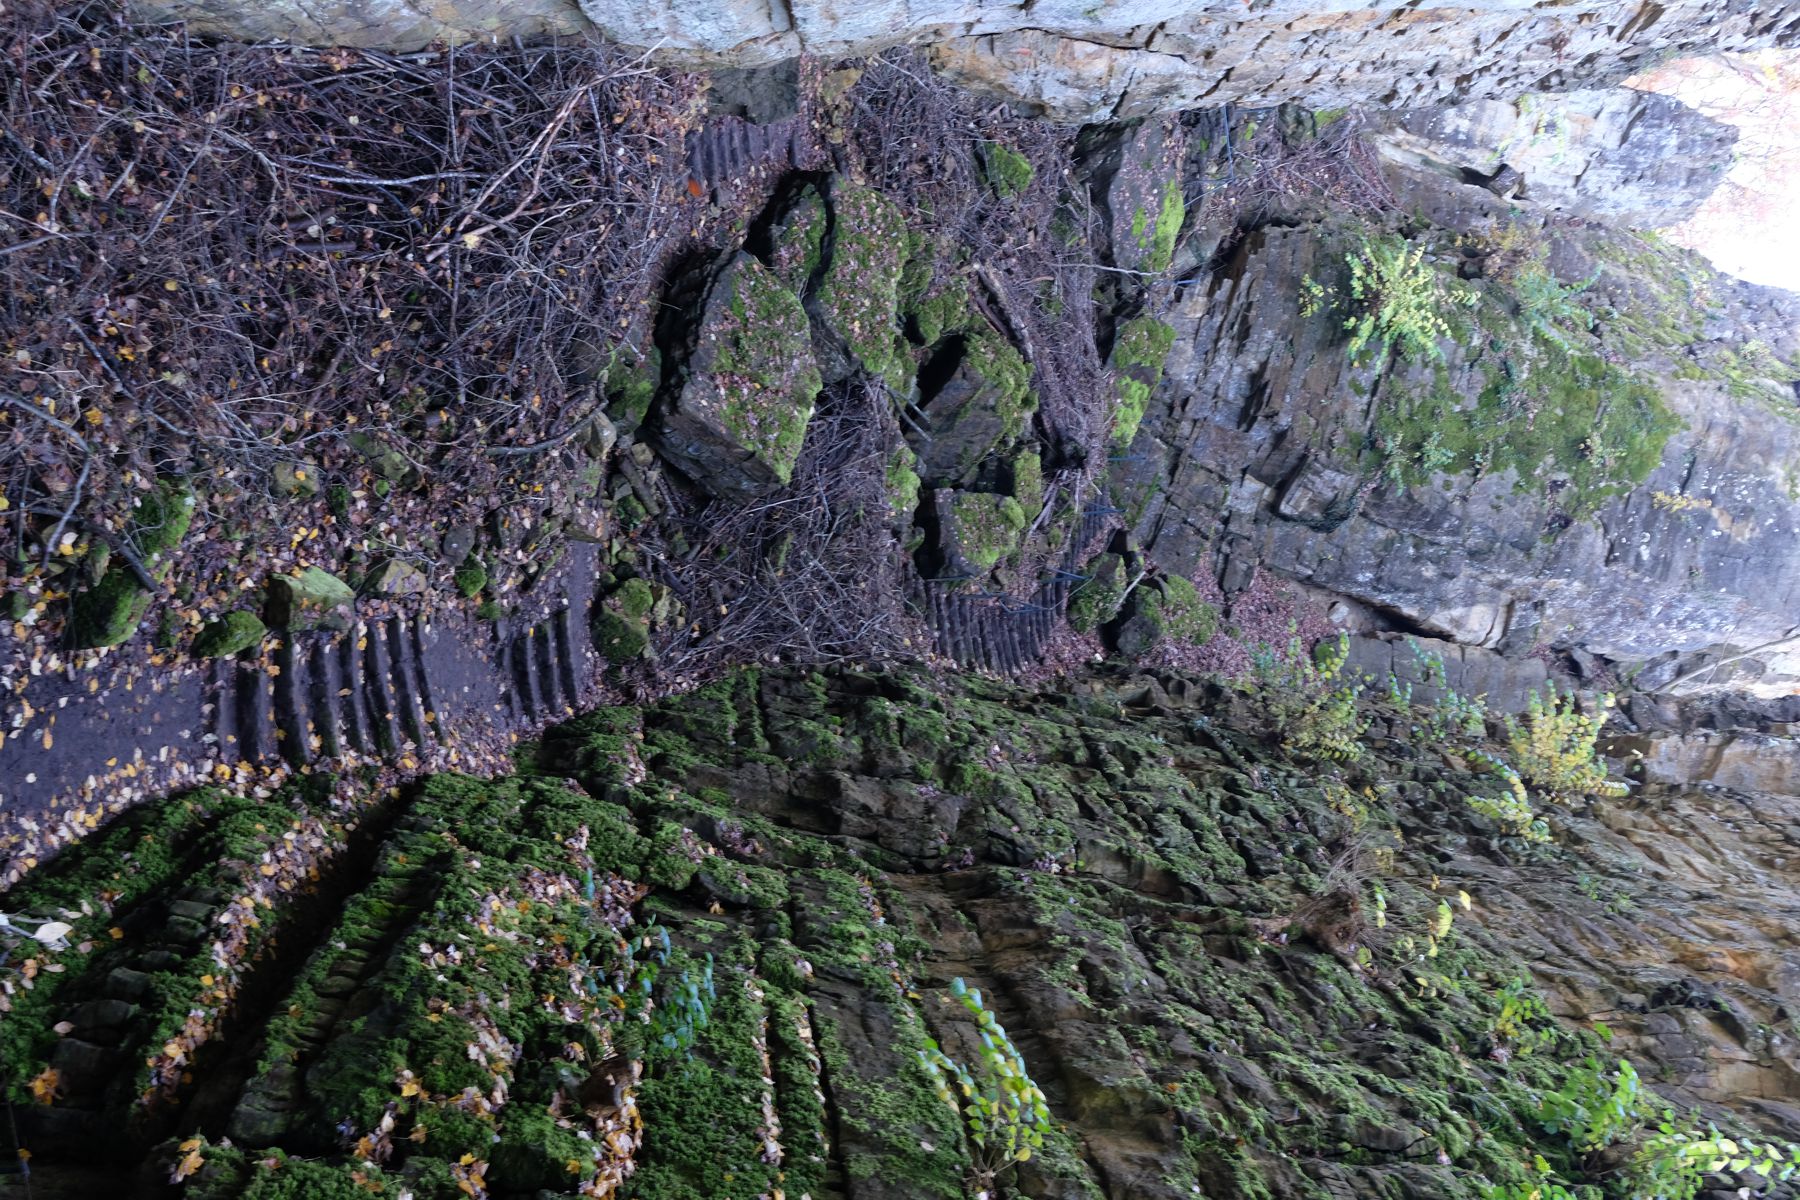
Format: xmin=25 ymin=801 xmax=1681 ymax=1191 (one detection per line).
xmin=0 ymin=0 xmax=706 ymax=667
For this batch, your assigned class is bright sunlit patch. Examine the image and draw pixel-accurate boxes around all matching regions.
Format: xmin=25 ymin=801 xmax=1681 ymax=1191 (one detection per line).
xmin=1627 ymin=50 xmax=1800 ymax=292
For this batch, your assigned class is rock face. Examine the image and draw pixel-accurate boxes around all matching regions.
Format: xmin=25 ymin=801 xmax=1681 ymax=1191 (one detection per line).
xmin=1111 ymin=143 xmax=1800 ymax=696
xmin=1373 ymin=88 xmax=1740 ymax=228
xmin=653 ymin=251 xmax=822 ymax=500
xmin=133 ymin=0 xmax=1800 ymax=119
xmin=5 ymin=665 xmax=1796 ymax=1197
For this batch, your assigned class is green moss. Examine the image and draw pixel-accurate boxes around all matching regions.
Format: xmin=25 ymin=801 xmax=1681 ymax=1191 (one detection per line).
xmin=817 ymin=183 xmax=911 ymax=388
xmin=629 ymin=929 xmax=786 ymax=1200
xmin=910 ymin=275 xmax=972 ymax=347
xmin=710 ymin=256 xmax=821 ymax=486
xmin=1375 ymin=328 xmax=1679 ymax=516
xmin=192 ymin=609 xmax=267 ymax=658
xmin=605 ymin=345 xmax=661 ymax=433
xmin=980 ymin=141 xmax=1035 ymax=198
xmin=1010 ymin=448 xmax=1044 ymax=514
xmin=594 ymin=579 xmax=655 ymax=658
xmin=964 ymin=331 xmax=1036 ymax=442
xmin=1159 ymin=575 xmax=1218 ymax=646
xmin=615 ymin=577 xmax=656 ymax=619
xmin=1110 ymin=316 xmax=1176 ymax=445
xmin=1068 ymin=551 xmax=1125 ymax=633
xmin=886 ymin=448 xmax=922 ymax=515
xmin=70 ymin=479 xmax=194 ymax=648
xmin=948 ymin=492 xmax=1028 ymax=573
xmin=767 ymin=186 xmax=828 ymax=292
xmin=453 ymin=560 xmax=488 ymax=598
xmin=1134 ymin=180 xmax=1185 ymax=274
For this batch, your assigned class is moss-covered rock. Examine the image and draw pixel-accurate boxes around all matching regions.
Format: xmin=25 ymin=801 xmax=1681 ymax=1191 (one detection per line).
xmin=886 ymin=447 xmax=922 ymax=516
xmin=914 ymin=332 xmax=1037 ymax=488
xmin=908 ymin=274 xmax=972 ymax=348
xmin=1131 ymin=178 xmax=1185 ymax=274
xmin=1068 ymin=551 xmax=1126 ymax=633
xmin=942 ymin=490 xmax=1028 ymax=576
xmin=603 ymin=343 xmax=661 ymax=434
xmin=69 ymin=479 xmax=195 ymax=648
xmin=346 ymin=432 xmax=412 ymax=485
xmin=594 ymin=608 xmax=649 ymax=663
xmin=979 ymin=140 xmax=1035 ymax=198
xmin=271 ymin=460 xmax=320 ymax=498
xmin=452 ymin=559 xmax=487 ymax=598
xmin=765 ymin=183 xmax=828 ymax=294
xmin=816 ymin=181 xmax=912 ymax=389
xmin=1010 ymin=446 xmax=1045 ymax=515
xmin=7 ymin=665 xmax=1780 ymax=1200
xmin=1109 ymin=315 xmax=1176 ymax=446
xmin=655 ymin=252 xmax=822 ymax=500
xmin=192 ymin=610 xmax=267 ymax=658
xmin=264 ymin=566 xmax=356 ymax=632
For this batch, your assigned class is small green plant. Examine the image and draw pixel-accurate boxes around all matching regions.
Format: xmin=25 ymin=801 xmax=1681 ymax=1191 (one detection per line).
xmin=1629 ymin=1127 xmax=1797 ymax=1200
xmin=452 ymin=559 xmax=487 ymax=598
xmin=1480 ymin=1173 xmax=1588 ymax=1200
xmin=1503 ymin=686 xmax=1628 ymax=800
xmin=1491 ymin=978 xmax=1556 ymax=1057
xmin=919 ymin=977 xmax=1053 ymax=1198
xmin=611 ymin=919 xmax=717 ymax=1065
xmin=1247 ymin=632 xmax=1369 ymax=761
xmin=1466 ymin=748 xmax=1550 ymax=841
xmin=1534 ymin=1058 xmax=1800 ymax=1200
xmin=1540 ymin=1058 xmax=1650 ymax=1154
xmin=1301 ymin=231 xmax=1478 ymax=364
xmin=1510 ymin=264 xmax=1596 ymax=351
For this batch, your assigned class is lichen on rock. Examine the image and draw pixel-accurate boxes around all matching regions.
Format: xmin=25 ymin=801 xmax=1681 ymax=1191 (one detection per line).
xmin=814 ymin=181 xmax=912 ymax=389
xmin=654 ymin=252 xmax=822 ymax=500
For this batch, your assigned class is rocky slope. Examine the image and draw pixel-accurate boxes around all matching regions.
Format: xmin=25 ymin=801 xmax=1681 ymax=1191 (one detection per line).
xmin=1093 ymin=97 xmax=1800 ymax=698
xmin=134 ymin=0 xmax=1800 ymax=119
xmin=3 ymin=10 xmax=1800 ymax=1200
xmin=1 ymin=664 xmax=1795 ymax=1199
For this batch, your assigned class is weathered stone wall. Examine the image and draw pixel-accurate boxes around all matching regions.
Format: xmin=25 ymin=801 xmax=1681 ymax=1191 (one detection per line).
xmin=132 ymin=0 xmax=1800 ymax=119
xmin=6 ymin=666 xmax=1797 ymax=1195
xmin=1117 ymin=212 xmax=1800 ymax=694
xmin=1372 ymin=88 xmax=1741 ymax=228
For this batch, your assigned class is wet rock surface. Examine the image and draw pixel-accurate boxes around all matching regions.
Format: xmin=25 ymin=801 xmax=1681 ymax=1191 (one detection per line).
xmin=1 ymin=666 xmax=1794 ymax=1197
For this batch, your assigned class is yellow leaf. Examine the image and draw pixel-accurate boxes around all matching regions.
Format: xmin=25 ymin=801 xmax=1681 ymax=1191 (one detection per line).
xmin=28 ymin=1067 xmax=59 ymax=1104
xmin=1458 ymin=890 xmax=1472 ymax=910
xmin=174 ymin=1147 xmax=205 ymax=1181
xmin=461 ymin=232 xmax=482 ymax=251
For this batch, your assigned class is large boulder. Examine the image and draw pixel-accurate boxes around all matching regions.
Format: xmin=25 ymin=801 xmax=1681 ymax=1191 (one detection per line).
xmin=911 ymin=332 xmax=1035 ymax=488
xmin=653 ymin=252 xmax=822 ymax=501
